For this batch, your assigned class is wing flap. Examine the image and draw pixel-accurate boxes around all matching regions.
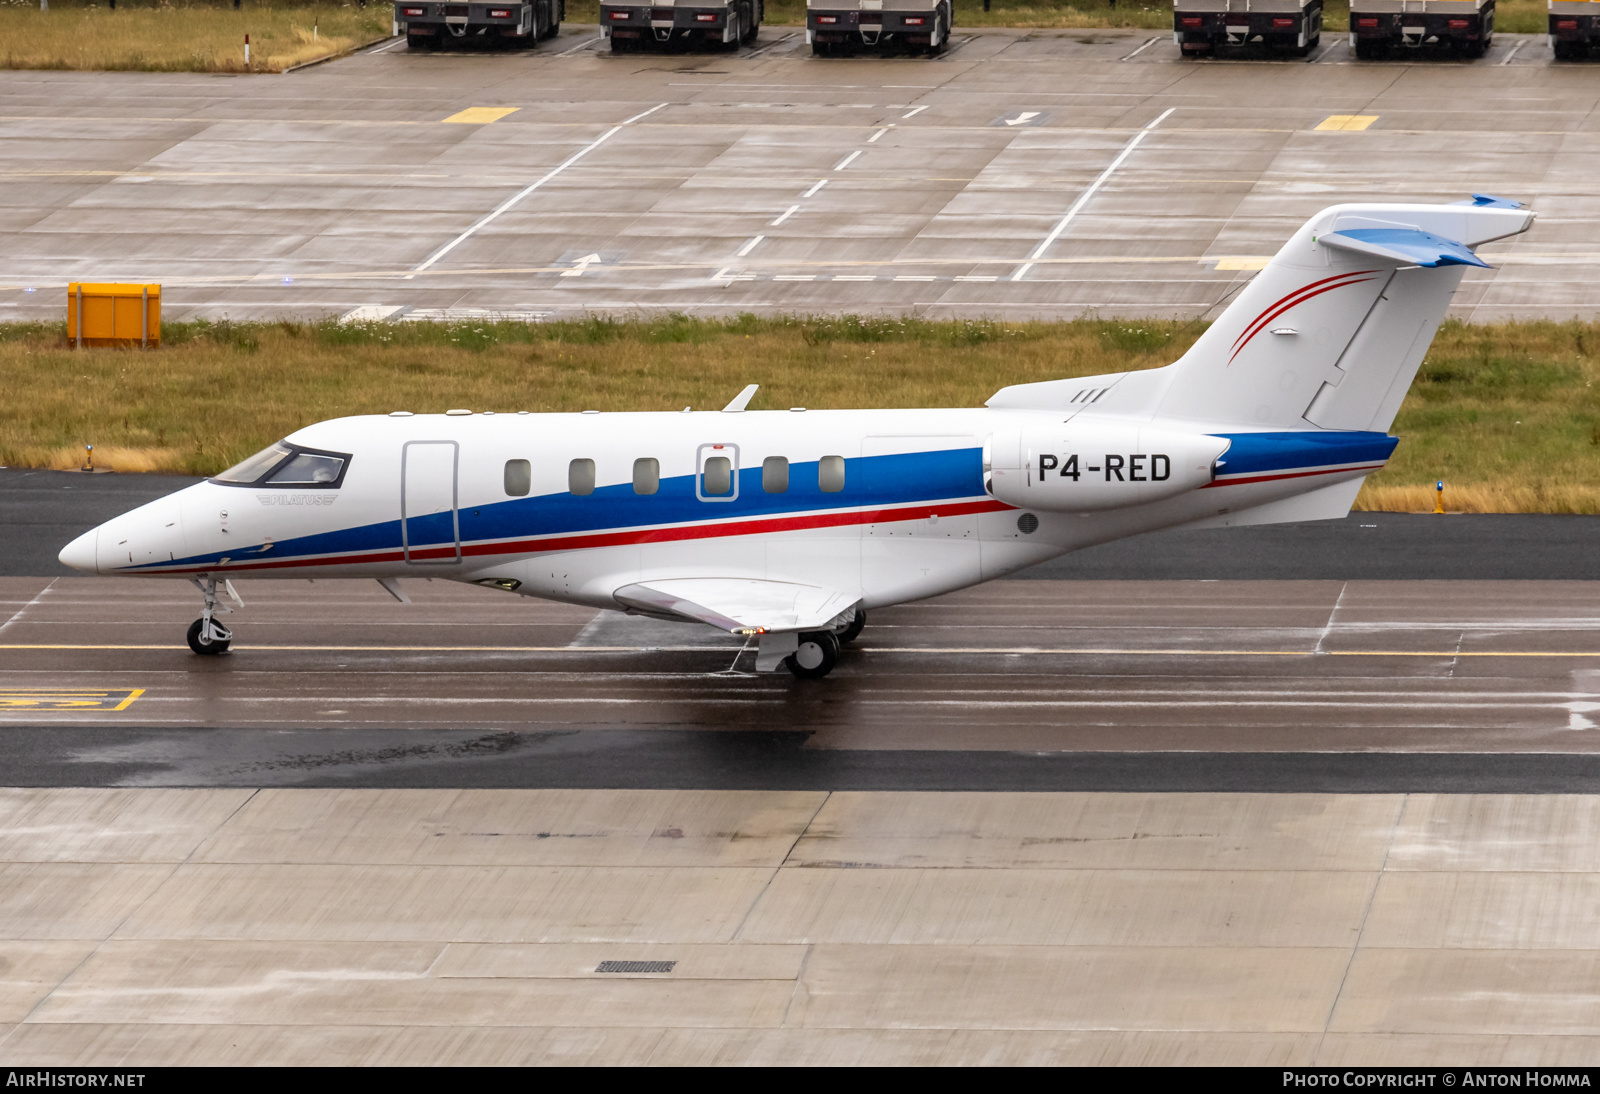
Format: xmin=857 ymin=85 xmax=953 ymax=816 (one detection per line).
xmin=614 ymin=578 xmax=860 ymax=634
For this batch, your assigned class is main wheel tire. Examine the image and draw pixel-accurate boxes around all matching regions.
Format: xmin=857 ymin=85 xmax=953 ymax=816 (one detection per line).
xmin=1554 ymin=40 xmax=1587 ymax=61
xmin=1353 ymin=38 xmax=1385 ymax=60
xmin=836 ymin=610 xmax=866 ymax=646
xmin=741 ymin=2 xmax=758 ymax=43
xmin=785 ymin=631 xmax=839 ymax=679
xmin=543 ymin=0 xmax=561 ymax=39
xmin=722 ymin=13 xmax=741 ymax=51
xmin=928 ymin=14 xmax=946 ymax=55
xmin=812 ymin=40 xmax=832 ymax=56
xmin=407 ymin=31 xmax=429 ymax=48
xmin=186 ymin=618 xmax=231 ymax=656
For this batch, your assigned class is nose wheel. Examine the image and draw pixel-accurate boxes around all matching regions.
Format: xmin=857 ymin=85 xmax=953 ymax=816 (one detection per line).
xmin=186 ymin=576 xmax=242 ymax=656
xmin=187 ymin=617 xmax=232 ymax=655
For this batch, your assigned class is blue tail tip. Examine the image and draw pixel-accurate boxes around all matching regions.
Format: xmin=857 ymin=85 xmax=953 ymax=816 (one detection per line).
xmin=1457 ymin=193 xmax=1527 ymax=209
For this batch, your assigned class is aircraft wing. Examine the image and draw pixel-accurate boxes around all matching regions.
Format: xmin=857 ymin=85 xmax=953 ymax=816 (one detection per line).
xmin=613 ymin=578 xmax=860 ymax=634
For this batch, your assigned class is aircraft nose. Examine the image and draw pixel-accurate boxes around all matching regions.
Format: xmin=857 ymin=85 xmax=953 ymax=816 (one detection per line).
xmin=58 ymin=528 xmax=100 ymax=575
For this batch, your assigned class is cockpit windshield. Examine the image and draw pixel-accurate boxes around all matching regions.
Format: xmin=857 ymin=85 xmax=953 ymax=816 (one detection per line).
xmin=266 ymin=451 xmax=345 ymax=485
xmin=210 ymin=441 xmax=351 ymax=488
xmin=213 ymin=442 xmax=294 ymax=484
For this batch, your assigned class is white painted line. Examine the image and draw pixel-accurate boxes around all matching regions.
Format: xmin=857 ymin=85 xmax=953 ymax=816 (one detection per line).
xmin=901 ymin=105 xmax=929 ymax=119
xmin=556 ymin=35 xmax=603 ymax=56
xmin=868 ymin=127 xmax=890 ymax=143
xmin=1500 ymin=39 xmax=1525 ymax=65
xmin=893 ymin=275 xmax=936 ymax=281
xmin=734 ymin=235 xmax=765 ymax=257
xmin=409 ymin=102 xmax=668 ymax=277
xmin=773 ymin=275 xmax=815 ymax=281
xmin=370 ymin=37 xmax=409 ymax=54
xmin=833 ymin=149 xmax=863 ymax=171
xmin=0 ymin=580 xmax=55 ymax=637
xmin=834 ymin=275 xmax=876 ymax=281
xmin=953 ymin=275 xmax=998 ymax=282
xmin=770 ymin=205 xmax=799 ymax=226
xmin=1120 ymin=36 xmax=1160 ymax=61
xmin=803 ymin=178 xmax=829 ymax=197
xmin=711 ymin=266 xmax=754 ymax=281
xmin=1011 ymin=107 xmax=1175 ymax=282
xmin=744 ymin=31 xmax=797 ymax=58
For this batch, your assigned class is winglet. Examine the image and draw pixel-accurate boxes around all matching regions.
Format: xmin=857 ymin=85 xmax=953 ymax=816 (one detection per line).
xmin=722 ymin=384 xmax=759 ymax=413
xmin=1319 ymin=228 xmax=1492 ymax=269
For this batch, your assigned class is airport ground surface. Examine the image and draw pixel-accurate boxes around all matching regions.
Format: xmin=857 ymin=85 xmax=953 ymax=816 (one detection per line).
xmin=3 ymin=28 xmax=1600 ymax=323
xmin=11 ymin=29 xmax=1600 ymax=1064
xmin=9 ymin=486 xmax=1600 ymax=1060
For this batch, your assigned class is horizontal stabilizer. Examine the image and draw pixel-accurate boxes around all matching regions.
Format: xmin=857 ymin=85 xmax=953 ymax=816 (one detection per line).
xmin=1319 ymin=228 xmax=1491 ymax=269
xmin=614 ymin=577 xmax=859 ymax=634
xmin=1455 ymin=193 xmax=1526 ymax=210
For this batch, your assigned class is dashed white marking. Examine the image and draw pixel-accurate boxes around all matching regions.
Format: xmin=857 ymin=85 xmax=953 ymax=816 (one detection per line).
xmin=803 ymin=179 xmax=829 ymax=197
xmin=770 ymin=205 xmax=799 ymax=226
xmin=409 ymin=102 xmax=667 ymax=277
xmin=1011 ymin=106 xmax=1175 ymax=282
xmin=833 ymin=149 xmax=862 ymax=170
xmin=901 ymin=105 xmax=929 ymax=119
xmin=1120 ymin=36 xmax=1160 ymax=61
xmin=556 ymin=35 xmax=603 ymax=56
xmin=735 ymin=235 xmax=765 ymax=258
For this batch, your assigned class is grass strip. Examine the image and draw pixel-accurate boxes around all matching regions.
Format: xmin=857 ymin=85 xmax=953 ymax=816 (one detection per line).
xmin=4 ymin=315 xmax=1597 ymax=513
xmin=0 ymin=1 xmax=393 ymax=74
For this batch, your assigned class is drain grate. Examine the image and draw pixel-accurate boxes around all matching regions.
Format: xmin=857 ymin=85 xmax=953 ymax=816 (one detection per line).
xmin=596 ymin=960 xmax=677 ymax=974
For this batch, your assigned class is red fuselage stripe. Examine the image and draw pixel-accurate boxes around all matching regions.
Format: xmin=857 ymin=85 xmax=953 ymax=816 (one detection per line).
xmin=1203 ymin=463 xmax=1386 ymax=488
xmin=146 ymin=497 xmax=1014 ymax=576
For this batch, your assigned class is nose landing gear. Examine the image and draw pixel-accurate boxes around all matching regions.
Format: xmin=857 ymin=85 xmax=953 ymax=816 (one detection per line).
xmin=186 ymin=576 xmax=241 ymax=655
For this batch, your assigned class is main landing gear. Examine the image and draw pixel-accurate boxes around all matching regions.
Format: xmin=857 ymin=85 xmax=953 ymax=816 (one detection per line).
xmin=186 ymin=576 xmax=240 ymax=655
xmin=781 ymin=608 xmax=865 ymax=679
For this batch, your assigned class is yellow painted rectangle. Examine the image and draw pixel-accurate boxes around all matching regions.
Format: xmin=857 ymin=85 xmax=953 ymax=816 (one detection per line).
xmin=1214 ymin=257 xmax=1271 ymax=271
xmin=67 ymin=284 xmax=160 ymax=348
xmin=0 ymin=688 xmax=144 ymax=711
xmin=442 ymin=107 xmax=520 ymax=125
xmin=1315 ymin=115 xmax=1378 ymax=132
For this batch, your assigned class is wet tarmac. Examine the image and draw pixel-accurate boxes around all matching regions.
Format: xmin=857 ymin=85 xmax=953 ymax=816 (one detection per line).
xmin=6 ymin=575 xmax=1600 ymax=788
xmin=1 ymin=29 xmax=1594 ymax=323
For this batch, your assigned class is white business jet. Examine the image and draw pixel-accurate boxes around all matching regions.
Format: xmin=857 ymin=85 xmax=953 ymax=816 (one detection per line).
xmin=59 ymin=197 xmax=1532 ymax=678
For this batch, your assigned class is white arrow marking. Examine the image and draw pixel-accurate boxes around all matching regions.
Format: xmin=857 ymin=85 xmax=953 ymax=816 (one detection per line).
xmin=1005 ymin=111 xmax=1041 ymax=126
xmin=559 ymin=253 xmax=602 ymax=278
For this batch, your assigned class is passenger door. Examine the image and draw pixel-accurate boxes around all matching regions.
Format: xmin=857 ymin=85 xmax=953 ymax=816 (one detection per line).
xmin=401 ymin=440 xmax=460 ymax=564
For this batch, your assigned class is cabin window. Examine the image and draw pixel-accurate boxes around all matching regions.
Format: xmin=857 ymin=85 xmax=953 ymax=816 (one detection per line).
xmin=762 ymin=456 xmax=789 ymax=494
xmin=819 ymin=455 xmax=845 ymax=493
xmin=504 ymin=459 xmax=531 ymax=497
xmin=703 ymin=456 xmax=733 ymax=496
xmin=568 ymin=458 xmax=595 ymax=496
xmin=633 ymin=458 xmax=659 ymax=495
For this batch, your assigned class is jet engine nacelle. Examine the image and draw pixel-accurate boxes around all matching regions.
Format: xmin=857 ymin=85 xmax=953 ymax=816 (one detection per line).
xmin=987 ymin=422 xmax=1230 ymax=512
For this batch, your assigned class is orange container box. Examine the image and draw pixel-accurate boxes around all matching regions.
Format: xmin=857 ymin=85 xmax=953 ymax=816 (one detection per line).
xmin=67 ymin=283 xmax=160 ymax=348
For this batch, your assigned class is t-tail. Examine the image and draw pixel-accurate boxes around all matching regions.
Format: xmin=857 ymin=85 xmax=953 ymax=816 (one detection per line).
xmin=986 ymin=195 xmax=1535 ymax=529
xmin=1154 ymin=195 xmax=1535 ymax=432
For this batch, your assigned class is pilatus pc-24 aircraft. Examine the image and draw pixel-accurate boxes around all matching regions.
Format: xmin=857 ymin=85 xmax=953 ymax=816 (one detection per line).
xmin=60 ymin=197 xmax=1533 ymax=678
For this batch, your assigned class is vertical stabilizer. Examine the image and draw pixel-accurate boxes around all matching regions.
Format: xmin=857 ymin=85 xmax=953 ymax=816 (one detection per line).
xmin=1153 ymin=201 xmax=1534 ymax=431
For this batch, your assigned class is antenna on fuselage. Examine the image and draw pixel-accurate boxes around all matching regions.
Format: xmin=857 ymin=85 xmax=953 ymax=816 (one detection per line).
xmin=722 ymin=384 xmax=759 ymax=413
